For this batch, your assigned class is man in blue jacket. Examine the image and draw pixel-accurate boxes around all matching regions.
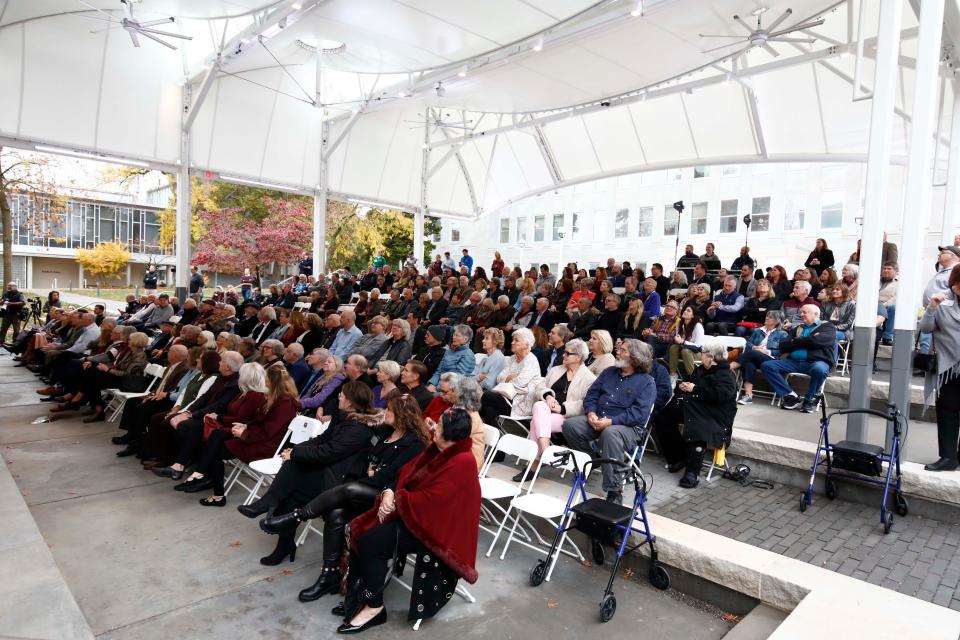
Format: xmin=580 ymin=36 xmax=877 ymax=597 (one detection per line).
xmin=761 ymin=304 xmax=836 ymax=414
xmin=705 ymin=276 xmax=746 ymax=336
xmin=562 ymin=339 xmax=657 ymax=504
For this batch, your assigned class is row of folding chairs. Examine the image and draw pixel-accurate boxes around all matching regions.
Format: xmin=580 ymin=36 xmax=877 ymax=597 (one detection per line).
xmin=103 ymin=363 xmax=167 ymax=422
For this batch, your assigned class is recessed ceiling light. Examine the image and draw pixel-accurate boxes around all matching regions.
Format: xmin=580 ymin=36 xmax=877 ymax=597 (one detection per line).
xmin=751 ymin=6 xmax=768 ymax=16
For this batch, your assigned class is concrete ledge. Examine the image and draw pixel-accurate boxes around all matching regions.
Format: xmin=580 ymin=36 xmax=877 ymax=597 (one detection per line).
xmin=0 ymin=455 xmax=93 ymax=640
xmin=730 ymin=428 xmax=960 ymax=508
xmin=646 ymin=512 xmax=960 ymax=639
xmin=824 ymin=376 xmax=926 ymax=406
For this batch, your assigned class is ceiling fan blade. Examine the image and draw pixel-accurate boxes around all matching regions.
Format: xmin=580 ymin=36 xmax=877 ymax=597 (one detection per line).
xmin=135 ymin=18 xmax=176 ymax=28
xmin=127 ymin=28 xmax=140 ymax=48
xmin=767 ymin=19 xmax=825 ymax=38
xmin=89 ymin=24 xmax=123 ymax=33
xmin=136 ymin=27 xmax=192 ymax=40
xmin=75 ymin=0 xmax=115 ymax=20
xmin=702 ymin=39 xmax=746 ymax=54
xmin=698 ymin=34 xmax=746 ymax=39
xmin=73 ymin=12 xmax=118 ymax=23
xmin=732 ymin=14 xmax=755 ymax=34
xmin=764 ymin=8 xmax=793 ymax=33
xmin=137 ymin=29 xmax=178 ymax=50
xmin=762 ymin=43 xmax=780 ymax=57
xmin=768 ymin=37 xmax=816 ymax=44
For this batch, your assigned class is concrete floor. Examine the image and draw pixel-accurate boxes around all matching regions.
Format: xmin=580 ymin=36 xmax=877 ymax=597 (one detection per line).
xmin=0 ymin=356 xmax=732 ymax=640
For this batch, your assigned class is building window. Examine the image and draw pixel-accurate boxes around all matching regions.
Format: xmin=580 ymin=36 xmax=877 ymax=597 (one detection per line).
xmin=593 ymin=211 xmax=607 ymax=241
xmin=500 ymin=219 xmax=510 ymax=243
xmin=517 ymin=217 xmax=527 ymax=243
xmin=720 ymin=199 xmax=738 ymax=233
xmin=552 ymin=213 xmax=564 ymax=241
xmin=691 ymin=202 xmax=708 ymax=235
xmin=99 ymin=205 xmax=116 ymax=243
xmin=534 ymin=215 xmax=545 ymax=242
xmin=571 ymin=212 xmax=582 ymax=240
xmin=784 ymin=194 xmax=805 ymax=231
xmin=721 ymin=165 xmax=740 ymax=177
xmin=664 ymin=205 xmax=679 ymax=236
xmin=694 ymin=166 xmax=709 ymax=179
xmin=451 ymin=228 xmax=461 ymax=242
xmin=614 ymin=209 xmax=629 ymax=239
xmin=821 ymin=192 xmax=844 ymax=229
xmin=638 ymin=207 xmax=653 ymax=237
xmin=751 ymin=197 xmax=771 ymax=232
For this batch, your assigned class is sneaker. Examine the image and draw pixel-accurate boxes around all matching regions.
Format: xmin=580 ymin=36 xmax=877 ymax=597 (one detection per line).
xmin=780 ymin=394 xmax=801 ymax=410
xmin=800 ymin=399 xmax=815 ymax=413
xmin=737 ymin=394 xmax=753 ymax=405
xmin=605 ymin=491 xmax=623 ymax=505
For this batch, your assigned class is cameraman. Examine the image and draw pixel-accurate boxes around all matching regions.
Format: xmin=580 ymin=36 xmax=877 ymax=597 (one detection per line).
xmin=1 ymin=282 xmax=26 ymax=344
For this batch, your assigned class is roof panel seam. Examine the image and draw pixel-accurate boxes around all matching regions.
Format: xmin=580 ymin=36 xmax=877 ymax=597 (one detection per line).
xmin=92 ymin=29 xmax=111 ymax=151
xmin=678 ymin=93 xmax=700 ymax=158
xmin=257 ymin=71 xmax=283 ymax=178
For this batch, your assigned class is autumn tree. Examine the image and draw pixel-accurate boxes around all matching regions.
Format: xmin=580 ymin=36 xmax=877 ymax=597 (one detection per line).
xmin=0 ymin=147 xmax=66 ymax=284
xmin=76 ymin=241 xmax=132 ymax=281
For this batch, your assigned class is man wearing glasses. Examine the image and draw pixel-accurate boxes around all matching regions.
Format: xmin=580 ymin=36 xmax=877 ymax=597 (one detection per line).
xmin=562 ymin=339 xmax=658 ymax=505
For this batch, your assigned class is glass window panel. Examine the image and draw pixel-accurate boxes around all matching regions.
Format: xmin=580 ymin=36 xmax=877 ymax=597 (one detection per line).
xmin=99 ymin=205 xmax=115 ymax=242
xmin=118 ymin=208 xmax=130 ymax=245
xmin=534 ymin=215 xmax=545 ymax=242
xmin=451 ymin=228 xmax=460 ymax=242
xmin=721 ymin=165 xmax=740 ymax=177
xmin=821 ymin=192 xmax=844 ymax=228
xmin=694 ymin=166 xmax=709 ymax=179
xmin=500 ymin=218 xmax=510 ymax=243
xmin=84 ymin=204 xmax=96 ymax=248
xmin=784 ymin=194 xmax=806 ymax=231
xmin=143 ymin=210 xmax=159 ymax=226
xmin=664 ymin=205 xmax=678 ymax=236
xmin=751 ymin=196 xmax=770 ymax=232
xmin=571 ymin=212 xmax=583 ymax=240
xmin=614 ymin=209 xmax=629 ymax=239
xmin=516 ymin=216 xmax=527 ymax=243
xmin=552 ymin=213 xmax=564 ymax=241
xmin=47 ymin=212 xmax=66 ymax=248
xmin=690 ymin=202 xmax=708 ymax=235
xmin=720 ymin=199 xmax=738 ymax=233
xmin=638 ymin=207 xmax=653 ymax=237
xmin=593 ymin=211 xmax=607 ymax=241
xmin=144 ymin=224 xmax=160 ymax=251
xmin=131 ymin=209 xmax=143 ymax=251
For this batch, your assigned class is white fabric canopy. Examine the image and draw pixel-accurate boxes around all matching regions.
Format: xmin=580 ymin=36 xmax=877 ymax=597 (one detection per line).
xmin=0 ymin=0 xmax=949 ymax=219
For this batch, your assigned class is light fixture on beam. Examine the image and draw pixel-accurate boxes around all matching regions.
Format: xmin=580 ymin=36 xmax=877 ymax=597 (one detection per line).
xmin=533 ymin=36 xmax=544 ymax=52
xmin=630 ymin=0 xmax=643 ymax=17
xmin=457 ymin=66 xmax=468 ymax=78
xmin=34 ymin=144 xmax=149 ymax=167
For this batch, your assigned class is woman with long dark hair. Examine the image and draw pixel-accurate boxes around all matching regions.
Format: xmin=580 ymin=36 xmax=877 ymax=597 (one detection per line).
xmin=667 ymin=306 xmax=704 ymax=381
xmin=804 ymin=237 xmax=835 ymax=277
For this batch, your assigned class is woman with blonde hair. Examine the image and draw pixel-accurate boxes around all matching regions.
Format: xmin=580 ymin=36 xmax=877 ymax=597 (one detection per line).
xmin=586 ymin=329 xmax=616 ymax=375
xmin=198 ymin=330 xmax=216 ymax=350
xmin=515 ymin=277 xmax=537 ymax=311
xmin=216 ymin=331 xmax=240 ymax=354
xmin=371 ymin=360 xmax=402 ymax=408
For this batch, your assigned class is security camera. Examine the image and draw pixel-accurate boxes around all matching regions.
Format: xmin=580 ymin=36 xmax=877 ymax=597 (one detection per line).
xmin=435 ymin=82 xmax=446 ymax=98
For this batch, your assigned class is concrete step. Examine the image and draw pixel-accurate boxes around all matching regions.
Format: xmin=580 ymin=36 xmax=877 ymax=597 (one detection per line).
xmin=723 ymin=604 xmax=787 ymax=640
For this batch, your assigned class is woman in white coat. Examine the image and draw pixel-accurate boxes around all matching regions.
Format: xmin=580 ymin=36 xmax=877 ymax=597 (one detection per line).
xmin=479 ymin=328 xmax=543 ymax=426
xmin=512 ymin=338 xmax=596 ymax=481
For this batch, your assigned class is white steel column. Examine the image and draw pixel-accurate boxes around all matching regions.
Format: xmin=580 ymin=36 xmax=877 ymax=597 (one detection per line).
xmin=313 ymin=120 xmax=330 ymax=275
xmin=175 ymin=128 xmax=191 ymax=301
xmin=847 ymin=0 xmax=904 ymax=440
xmin=943 ymin=80 xmax=960 ymax=246
xmin=414 ymin=109 xmax=430 ymax=268
xmin=889 ymin=0 xmax=946 ymax=453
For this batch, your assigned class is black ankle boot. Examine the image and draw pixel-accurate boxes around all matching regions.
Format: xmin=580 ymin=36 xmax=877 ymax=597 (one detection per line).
xmin=259 ymin=535 xmax=296 ymax=566
xmin=237 ymin=496 xmax=278 ymax=519
xmin=298 ymin=566 xmax=341 ymax=602
xmin=260 ymin=509 xmax=304 ymax=535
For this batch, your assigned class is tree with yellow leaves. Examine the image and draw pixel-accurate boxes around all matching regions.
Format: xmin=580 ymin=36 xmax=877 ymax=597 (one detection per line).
xmin=76 ymin=241 xmax=132 ymax=281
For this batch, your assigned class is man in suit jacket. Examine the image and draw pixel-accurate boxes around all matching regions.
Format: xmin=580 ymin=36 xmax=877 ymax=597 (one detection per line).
xmin=424 ymin=287 xmax=450 ymax=325
xmin=250 ymin=308 xmax=280 ymax=345
xmin=540 ymin=324 xmax=573 ymax=375
xmin=567 ymin=297 xmax=599 ymax=339
xmin=283 ymin=343 xmax=312 ymax=391
xmin=113 ymin=344 xmax=191 ymax=457
xmin=529 ymin=297 xmax=557 ymax=334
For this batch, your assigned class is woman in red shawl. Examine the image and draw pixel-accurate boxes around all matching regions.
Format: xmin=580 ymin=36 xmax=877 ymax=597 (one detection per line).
xmin=337 ymin=407 xmax=480 ymax=634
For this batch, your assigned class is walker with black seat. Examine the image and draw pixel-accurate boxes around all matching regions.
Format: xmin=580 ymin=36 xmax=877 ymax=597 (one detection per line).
xmin=529 ymin=450 xmax=670 ymax=623
xmin=799 ymin=397 xmax=908 ymax=534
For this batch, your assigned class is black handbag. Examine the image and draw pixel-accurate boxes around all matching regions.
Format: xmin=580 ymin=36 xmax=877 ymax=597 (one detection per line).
xmin=913 ymin=334 xmax=937 ymax=373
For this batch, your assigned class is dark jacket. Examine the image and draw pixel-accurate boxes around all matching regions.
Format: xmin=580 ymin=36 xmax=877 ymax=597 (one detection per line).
xmin=398 ymin=383 xmax=434 ymax=411
xmin=250 ymin=320 xmax=280 ymax=345
xmin=226 ymin=396 xmax=300 ymax=462
xmin=778 ymin=321 xmax=837 ymax=366
xmin=358 ymin=428 xmax=427 ymax=490
xmin=187 ymin=373 xmax=241 ymax=419
xmin=290 ymin=412 xmax=377 ymax=486
xmin=424 ymin=298 xmax=450 ymax=324
xmin=567 ymin=308 xmax=598 ymax=339
xmin=804 ymin=249 xmax=835 ymax=276
xmin=414 ymin=344 xmax=447 ymax=378
xmin=593 ymin=310 xmax=622 ymax=338
xmin=741 ymin=296 xmax=783 ymax=324
xmin=681 ymin=359 xmax=737 ymax=449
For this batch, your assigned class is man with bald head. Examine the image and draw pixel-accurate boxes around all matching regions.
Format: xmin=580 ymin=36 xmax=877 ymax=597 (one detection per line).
xmin=113 ymin=344 xmax=191 ymax=457
xmin=761 ymin=304 xmax=836 ymax=413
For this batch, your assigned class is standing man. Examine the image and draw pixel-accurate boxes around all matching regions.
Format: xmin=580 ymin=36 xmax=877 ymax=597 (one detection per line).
xmin=459 ymin=249 xmax=474 ymax=276
xmin=240 ymin=268 xmax=256 ymax=302
xmin=0 ymin=282 xmax=25 ymax=344
xmin=298 ymin=252 xmax=313 ymax=277
xmin=188 ymin=266 xmax=205 ymax=302
xmin=143 ymin=265 xmax=159 ymax=295
xmin=651 ymin=264 xmax=671 ymax=301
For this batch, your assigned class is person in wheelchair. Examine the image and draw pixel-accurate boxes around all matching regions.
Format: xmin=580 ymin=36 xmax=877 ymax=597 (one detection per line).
xmin=339 ymin=407 xmax=480 ymax=634
xmin=652 ymin=342 xmax=738 ymax=489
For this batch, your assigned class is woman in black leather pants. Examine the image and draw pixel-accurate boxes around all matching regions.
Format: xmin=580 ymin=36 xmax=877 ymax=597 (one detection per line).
xmin=258 ymin=393 xmax=427 ymax=602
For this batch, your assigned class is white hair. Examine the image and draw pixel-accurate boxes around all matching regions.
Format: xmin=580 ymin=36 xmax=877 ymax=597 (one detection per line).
xmin=238 ymin=362 xmax=268 ymax=393
xmin=512 ymin=327 xmax=535 ymax=349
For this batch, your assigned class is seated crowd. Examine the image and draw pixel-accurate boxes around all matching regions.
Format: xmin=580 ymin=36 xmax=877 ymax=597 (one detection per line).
xmin=15 ymin=233 xmax=960 ymax=633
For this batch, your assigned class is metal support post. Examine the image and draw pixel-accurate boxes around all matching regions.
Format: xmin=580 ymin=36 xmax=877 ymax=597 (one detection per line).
xmin=889 ymin=0 xmax=946 ymax=455
xmin=847 ymin=0 xmax=904 ymax=441
xmin=314 ymin=120 xmax=329 ymax=276
xmin=415 ymin=109 xmax=430 ymax=267
xmin=943 ymin=78 xmax=960 ymax=246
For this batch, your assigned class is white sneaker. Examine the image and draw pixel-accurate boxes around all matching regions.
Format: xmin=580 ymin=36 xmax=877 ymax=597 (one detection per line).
xmin=738 ymin=394 xmax=753 ymax=405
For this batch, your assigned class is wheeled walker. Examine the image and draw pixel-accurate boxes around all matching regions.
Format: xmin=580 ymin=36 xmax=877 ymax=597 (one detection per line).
xmin=529 ymin=451 xmax=670 ymax=623
xmin=799 ymin=398 xmax=907 ymax=534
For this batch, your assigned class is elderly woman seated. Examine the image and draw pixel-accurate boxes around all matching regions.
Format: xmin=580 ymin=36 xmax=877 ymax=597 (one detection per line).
xmin=585 ymin=329 xmax=616 ymax=376
xmin=475 ymin=328 xmax=507 ymax=391
xmin=479 ymin=327 xmax=543 ymax=427
xmin=176 ymin=365 xmax=299 ymax=506
xmin=337 ymin=407 xmax=480 ymax=634
xmin=257 ymin=394 xmax=427 ymax=603
xmin=652 ymin=342 xmax=738 ymax=489
xmin=731 ymin=311 xmax=788 ymax=405
xmin=512 ymin=338 xmax=596 ymax=482
xmin=75 ymin=331 xmax=150 ymax=423
xmin=371 ymin=360 xmax=401 ymax=408
xmin=237 ymin=381 xmax=380 ymax=566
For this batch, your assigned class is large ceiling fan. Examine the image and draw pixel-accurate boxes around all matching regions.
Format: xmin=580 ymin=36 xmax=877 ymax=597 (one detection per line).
xmin=77 ymin=0 xmax=193 ymax=50
xmin=698 ymin=7 xmax=824 ymax=61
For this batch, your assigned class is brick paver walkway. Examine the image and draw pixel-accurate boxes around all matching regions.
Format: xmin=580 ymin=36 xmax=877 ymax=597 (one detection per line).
xmin=655 ymin=478 xmax=960 ymax=611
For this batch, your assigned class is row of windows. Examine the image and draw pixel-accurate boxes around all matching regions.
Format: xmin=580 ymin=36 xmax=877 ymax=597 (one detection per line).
xmin=7 ymin=194 xmax=166 ymax=254
xmin=498 ymin=193 xmax=845 ymax=244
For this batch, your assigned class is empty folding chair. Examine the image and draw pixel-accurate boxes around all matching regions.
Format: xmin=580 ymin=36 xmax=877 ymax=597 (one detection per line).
xmin=104 ymin=363 xmax=166 ymax=422
xmin=479 ymin=434 xmax=539 ymax=548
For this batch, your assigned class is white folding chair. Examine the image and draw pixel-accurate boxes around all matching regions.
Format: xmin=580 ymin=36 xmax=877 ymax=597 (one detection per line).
xmin=626 ymin=403 xmax=657 ymax=468
xmin=479 ymin=434 xmax=539 ymax=548
xmin=492 ymin=446 xmax=593 ymax=578
xmin=479 ymin=423 xmax=501 ymax=473
xmin=104 ymin=363 xmax=166 ymax=422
